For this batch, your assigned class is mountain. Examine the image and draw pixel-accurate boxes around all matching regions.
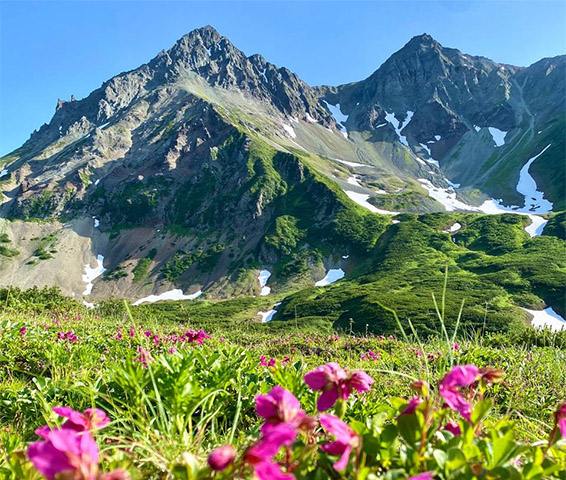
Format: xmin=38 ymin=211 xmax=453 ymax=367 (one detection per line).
xmin=0 ymin=26 xmax=564 ymax=333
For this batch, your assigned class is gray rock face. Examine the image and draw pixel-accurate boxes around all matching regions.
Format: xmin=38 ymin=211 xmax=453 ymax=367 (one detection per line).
xmin=317 ymin=34 xmax=565 ymax=208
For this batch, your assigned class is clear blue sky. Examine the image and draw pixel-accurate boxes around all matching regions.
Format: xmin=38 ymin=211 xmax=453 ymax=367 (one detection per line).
xmin=1 ymin=0 xmax=565 ymax=155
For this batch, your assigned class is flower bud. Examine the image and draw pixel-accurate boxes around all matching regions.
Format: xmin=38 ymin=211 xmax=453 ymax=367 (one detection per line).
xmin=207 ymin=445 xmax=236 ymax=471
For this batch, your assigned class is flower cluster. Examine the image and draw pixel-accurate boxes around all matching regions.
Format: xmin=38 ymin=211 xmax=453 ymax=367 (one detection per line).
xmin=57 ymin=330 xmax=78 ymax=343
xmin=27 ymin=407 xmax=127 ymax=480
xmin=206 ymin=362 xmax=374 ymax=478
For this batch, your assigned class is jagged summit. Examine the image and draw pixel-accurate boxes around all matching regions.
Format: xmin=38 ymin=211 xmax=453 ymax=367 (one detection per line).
xmin=0 ymin=29 xmax=563 ymax=302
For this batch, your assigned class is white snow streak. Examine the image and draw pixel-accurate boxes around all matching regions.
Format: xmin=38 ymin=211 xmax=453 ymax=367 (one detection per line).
xmin=133 ymin=289 xmax=203 ymax=306
xmin=344 ymin=191 xmax=399 ymax=215
xmin=258 ymin=270 xmax=272 ymax=296
xmin=82 ymin=255 xmax=106 ymax=296
xmin=385 ymin=111 xmax=414 ymax=147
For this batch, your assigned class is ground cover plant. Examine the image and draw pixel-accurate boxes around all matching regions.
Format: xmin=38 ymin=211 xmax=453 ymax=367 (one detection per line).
xmin=1 ymin=289 xmax=566 ymax=479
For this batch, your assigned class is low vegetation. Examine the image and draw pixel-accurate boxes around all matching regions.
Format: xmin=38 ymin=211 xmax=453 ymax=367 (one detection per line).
xmin=1 ymin=287 xmax=566 ymax=479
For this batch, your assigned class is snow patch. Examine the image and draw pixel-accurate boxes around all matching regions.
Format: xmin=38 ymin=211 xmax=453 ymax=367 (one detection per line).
xmin=444 ymin=222 xmax=462 ymax=233
xmin=342 ymin=255 xmax=349 ymax=259
xmin=133 ymin=289 xmax=203 ymax=306
xmin=94 ymin=179 xmax=100 ymax=186
xmin=93 ymin=217 xmax=100 ymax=228
xmin=375 ymin=123 xmax=387 ymax=128
xmin=258 ymin=270 xmax=272 ymax=296
xmin=488 ymin=127 xmax=507 ymax=147
xmin=474 ymin=125 xmax=481 ymax=132
xmin=282 ymin=124 xmax=296 ymax=139
xmin=97 ymin=122 xmax=110 ymax=130
xmin=315 ymin=268 xmax=345 ymax=287
xmin=0 ymin=169 xmax=8 ymax=178
xmin=258 ymin=309 xmax=277 ymax=323
xmin=418 ymin=179 xmax=476 ymax=212
xmin=522 ymin=307 xmax=566 ymax=332
xmin=345 ymin=191 xmax=399 ymax=215
xmin=346 ymin=176 xmax=362 ymax=187
xmin=385 ymin=111 xmax=414 ymax=146
xmin=434 ymin=135 xmax=441 ymax=141
xmin=333 ymin=158 xmax=366 ymax=168
xmin=83 ymin=300 xmax=95 ymax=309
xmin=323 ymin=101 xmax=349 ymax=137
xmin=82 ymin=255 xmax=106 ymax=296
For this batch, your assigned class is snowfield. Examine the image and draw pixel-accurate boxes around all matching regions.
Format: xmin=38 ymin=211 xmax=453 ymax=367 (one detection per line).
xmin=522 ymin=307 xmax=566 ymax=332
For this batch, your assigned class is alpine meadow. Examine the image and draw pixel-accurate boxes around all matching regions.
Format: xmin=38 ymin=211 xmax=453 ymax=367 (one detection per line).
xmin=0 ymin=7 xmax=565 ymax=480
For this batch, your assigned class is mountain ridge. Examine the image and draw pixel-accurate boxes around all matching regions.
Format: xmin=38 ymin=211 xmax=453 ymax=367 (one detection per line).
xmin=0 ymin=25 xmax=563 ymax=328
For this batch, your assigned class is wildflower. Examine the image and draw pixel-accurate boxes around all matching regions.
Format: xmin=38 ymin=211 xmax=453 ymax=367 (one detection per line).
xmin=256 ymin=386 xmax=313 ymax=432
xmin=361 ymin=350 xmax=379 ymax=361
xmin=244 ymin=423 xmax=296 ymax=480
xmin=144 ymin=330 xmax=152 ymax=337
xmin=129 ymin=326 xmax=135 ymax=338
xmin=555 ymin=403 xmax=566 ymax=438
xmin=453 ymin=342 xmax=460 ymax=351
xmin=416 ymin=349 xmax=423 ymax=357
xmin=442 ymin=420 xmax=462 ymax=436
xmin=304 ymin=363 xmax=374 ymax=411
xmin=408 ymin=473 xmax=434 ymax=480
xmin=20 ymin=326 xmax=27 ymax=338
xmin=400 ymin=396 xmax=423 ymax=416
xmin=27 ymin=428 xmax=99 ymax=480
xmin=168 ymin=347 xmax=176 ymax=354
xmin=208 ymin=445 xmax=236 ymax=471
xmin=134 ymin=347 xmax=153 ymax=367
xmin=52 ymin=407 xmax=110 ymax=432
xmin=319 ymin=414 xmax=359 ymax=471
xmin=388 ymin=335 xmax=395 ymax=341
xmin=439 ymin=365 xmax=479 ymax=422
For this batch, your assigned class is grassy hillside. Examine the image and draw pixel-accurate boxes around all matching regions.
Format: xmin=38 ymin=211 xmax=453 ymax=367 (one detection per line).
xmin=275 ymin=212 xmax=566 ymax=335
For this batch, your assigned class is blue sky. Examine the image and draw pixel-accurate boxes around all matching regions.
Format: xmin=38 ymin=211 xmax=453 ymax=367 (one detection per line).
xmin=1 ymin=0 xmax=565 ymax=155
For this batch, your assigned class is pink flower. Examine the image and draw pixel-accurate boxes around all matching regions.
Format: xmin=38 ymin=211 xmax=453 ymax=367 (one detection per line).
xmin=51 ymin=407 xmax=110 ymax=432
xmin=400 ymin=397 xmax=423 ymax=416
xmin=134 ymin=347 xmax=153 ymax=367
xmin=408 ymin=473 xmax=434 ymax=480
xmin=555 ymin=403 xmax=566 ymax=438
xmin=319 ymin=414 xmax=359 ymax=471
xmin=208 ymin=445 xmax=236 ymax=471
xmin=129 ymin=326 xmax=135 ymax=338
xmin=20 ymin=326 xmax=27 ymax=338
xmin=27 ymin=429 xmax=99 ymax=480
xmin=442 ymin=420 xmax=462 ymax=436
xmin=256 ymin=386 xmax=312 ymax=433
xmin=304 ymin=363 xmax=374 ymax=411
xmin=439 ymin=365 xmax=479 ymax=421
xmin=245 ymin=423 xmax=296 ymax=480
xmin=453 ymin=342 xmax=460 ymax=351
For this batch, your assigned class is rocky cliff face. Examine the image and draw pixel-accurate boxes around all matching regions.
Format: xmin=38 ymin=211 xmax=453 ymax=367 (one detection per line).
xmin=317 ymin=34 xmax=565 ymax=210
xmin=0 ymin=27 xmax=563 ymax=301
